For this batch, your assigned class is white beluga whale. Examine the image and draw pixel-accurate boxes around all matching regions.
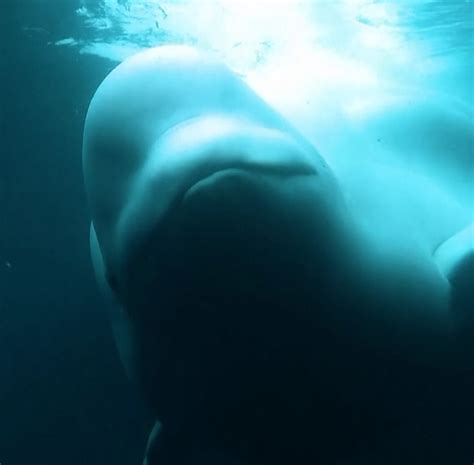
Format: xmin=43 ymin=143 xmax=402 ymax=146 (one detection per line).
xmin=82 ymin=46 xmax=473 ymax=465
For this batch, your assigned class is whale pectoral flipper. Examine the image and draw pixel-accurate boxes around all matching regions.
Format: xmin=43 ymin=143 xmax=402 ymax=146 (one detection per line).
xmin=143 ymin=420 xmax=199 ymax=465
xmin=143 ymin=420 xmax=247 ymax=465
xmin=434 ymin=223 xmax=474 ymax=352
xmin=90 ymin=223 xmax=115 ymax=300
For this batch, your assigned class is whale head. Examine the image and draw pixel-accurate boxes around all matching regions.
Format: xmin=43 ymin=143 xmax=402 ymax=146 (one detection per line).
xmin=82 ymin=46 xmax=416 ymax=463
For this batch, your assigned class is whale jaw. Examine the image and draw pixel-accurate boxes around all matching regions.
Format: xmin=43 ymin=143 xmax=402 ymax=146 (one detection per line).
xmin=113 ymin=163 xmax=361 ymax=458
xmin=110 ymin=116 xmax=335 ymax=290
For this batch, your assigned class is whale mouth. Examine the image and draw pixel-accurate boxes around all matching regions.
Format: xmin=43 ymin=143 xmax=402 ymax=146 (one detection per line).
xmin=115 ymin=115 xmax=327 ymax=277
xmin=149 ymin=114 xmax=321 ymax=205
xmin=182 ymin=164 xmax=316 ymax=203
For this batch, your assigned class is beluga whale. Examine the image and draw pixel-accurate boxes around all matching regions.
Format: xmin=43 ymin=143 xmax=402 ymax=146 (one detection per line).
xmin=82 ymin=46 xmax=473 ymax=465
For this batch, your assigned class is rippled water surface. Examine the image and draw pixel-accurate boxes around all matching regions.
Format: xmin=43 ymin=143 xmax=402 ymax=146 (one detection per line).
xmin=57 ymin=0 xmax=473 ymax=99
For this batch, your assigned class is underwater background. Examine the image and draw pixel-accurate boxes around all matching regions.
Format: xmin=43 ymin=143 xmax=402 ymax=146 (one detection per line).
xmin=0 ymin=1 xmax=472 ymax=464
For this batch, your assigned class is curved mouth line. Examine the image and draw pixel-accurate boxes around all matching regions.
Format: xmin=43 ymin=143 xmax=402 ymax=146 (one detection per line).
xmin=154 ymin=114 xmax=321 ymax=202
xmin=182 ymin=162 xmax=317 ymax=202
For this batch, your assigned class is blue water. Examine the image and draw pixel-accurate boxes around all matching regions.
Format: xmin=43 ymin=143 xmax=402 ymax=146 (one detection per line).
xmin=0 ymin=1 xmax=472 ymax=464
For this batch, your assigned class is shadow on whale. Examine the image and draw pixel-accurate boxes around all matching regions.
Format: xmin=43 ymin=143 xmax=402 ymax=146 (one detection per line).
xmin=83 ymin=46 xmax=473 ymax=465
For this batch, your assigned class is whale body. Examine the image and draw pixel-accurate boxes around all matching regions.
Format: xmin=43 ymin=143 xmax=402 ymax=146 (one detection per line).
xmin=82 ymin=46 xmax=473 ymax=464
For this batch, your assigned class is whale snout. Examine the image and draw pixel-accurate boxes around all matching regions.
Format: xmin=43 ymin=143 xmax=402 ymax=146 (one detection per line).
xmin=112 ymin=115 xmax=335 ymax=280
xmin=145 ymin=114 xmax=321 ymax=203
xmin=118 ymin=130 xmax=342 ymax=314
